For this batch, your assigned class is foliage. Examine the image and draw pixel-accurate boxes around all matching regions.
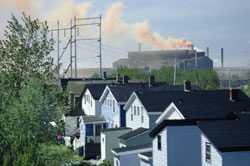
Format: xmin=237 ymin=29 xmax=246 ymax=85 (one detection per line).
xmin=0 ymin=14 xmax=70 ymax=165
xmin=115 ymin=66 xmax=220 ymax=90
xmin=244 ymin=84 xmax=250 ymax=96
xmin=37 ymin=144 xmax=82 ymax=166
xmin=99 ymin=160 xmax=112 ymax=166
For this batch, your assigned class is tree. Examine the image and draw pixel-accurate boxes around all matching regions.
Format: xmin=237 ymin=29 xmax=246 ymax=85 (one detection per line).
xmin=0 ymin=14 xmax=70 ymax=165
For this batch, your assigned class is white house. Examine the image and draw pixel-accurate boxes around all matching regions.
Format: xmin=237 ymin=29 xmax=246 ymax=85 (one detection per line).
xmin=112 ymin=144 xmax=152 ymax=166
xmin=99 ymin=83 xmax=148 ymax=128
xmin=100 ymin=128 xmax=132 ymax=162
xmin=149 ymin=119 xmax=250 ymax=166
xmin=81 ymin=84 xmax=107 ymax=116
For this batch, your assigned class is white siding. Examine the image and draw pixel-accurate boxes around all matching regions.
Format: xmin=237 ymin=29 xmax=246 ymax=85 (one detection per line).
xmin=223 ymin=151 xmax=250 ymax=166
xmin=101 ymin=90 xmax=121 ymax=128
xmin=201 ymin=134 xmax=222 ymax=166
xmin=101 ymin=133 xmax=106 ymax=160
xmin=126 ymin=97 xmax=150 ymax=129
xmin=82 ymin=89 xmax=101 ymax=116
xmin=153 ymin=129 xmax=167 ymax=166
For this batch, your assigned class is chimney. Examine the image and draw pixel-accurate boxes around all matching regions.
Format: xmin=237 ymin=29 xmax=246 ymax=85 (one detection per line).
xmin=148 ymin=75 xmax=155 ymax=87
xmin=206 ymin=47 xmax=209 ymax=57
xmin=184 ymin=80 xmax=192 ymax=92
xmin=122 ymin=75 xmax=129 ymax=84
xmin=229 ymin=88 xmax=239 ymax=102
xmin=103 ymin=72 xmax=107 ymax=80
xmin=221 ymin=48 xmax=224 ymax=68
xmin=116 ymin=74 xmax=122 ymax=83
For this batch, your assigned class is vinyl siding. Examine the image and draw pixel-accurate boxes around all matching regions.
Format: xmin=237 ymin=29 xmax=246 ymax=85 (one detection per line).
xmin=167 ymin=126 xmax=202 ymax=166
xmin=126 ymin=97 xmax=150 ymax=129
xmin=82 ymin=89 xmax=101 ymax=116
xmin=222 ymin=151 xmax=250 ymax=166
xmin=101 ymin=129 xmax=132 ymax=162
xmin=201 ymin=134 xmax=222 ymax=166
xmin=115 ymin=153 xmax=140 ymax=166
xmin=153 ymin=129 xmax=167 ymax=166
xmin=101 ymin=91 xmax=121 ymax=128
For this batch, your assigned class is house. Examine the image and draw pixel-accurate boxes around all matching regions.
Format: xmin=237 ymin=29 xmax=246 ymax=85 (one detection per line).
xmin=99 ymin=81 xmax=197 ymax=129
xmin=138 ymin=151 xmax=152 ymax=166
xmin=78 ymin=115 xmax=107 ymax=158
xmin=107 ymin=128 xmax=152 ymax=166
xmin=64 ymin=111 xmax=85 ymax=147
xmin=81 ymin=84 xmax=108 ymax=116
xmin=123 ymin=82 xmax=201 ymax=130
xmin=100 ymin=128 xmax=132 ymax=162
xmin=112 ymin=144 xmax=152 ymax=166
xmin=99 ymin=83 xmax=149 ymax=128
xmin=149 ymin=119 xmax=250 ymax=166
xmin=155 ymin=89 xmax=250 ymax=124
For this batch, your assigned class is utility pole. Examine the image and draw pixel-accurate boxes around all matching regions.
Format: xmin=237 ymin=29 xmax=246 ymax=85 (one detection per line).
xmin=74 ymin=16 xmax=77 ymax=78
xmin=173 ymin=55 xmax=177 ymax=85
xmin=57 ymin=21 xmax=60 ymax=80
xmin=70 ymin=19 xmax=73 ymax=78
xmin=99 ymin=15 xmax=103 ymax=79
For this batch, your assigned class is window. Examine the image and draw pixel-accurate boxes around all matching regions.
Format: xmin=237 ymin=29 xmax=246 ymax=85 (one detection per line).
xmin=102 ymin=137 xmax=105 ymax=143
xmin=95 ymin=124 xmax=102 ymax=136
xmin=141 ymin=115 xmax=144 ymax=123
xmin=131 ymin=114 xmax=133 ymax=121
xmin=134 ymin=106 xmax=136 ymax=115
xmin=76 ymin=117 xmax=80 ymax=128
xmin=205 ymin=142 xmax=211 ymax=163
xmin=116 ymin=159 xmax=119 ymax=166
xmin=84 ymin=95 xmax=86 ymax=104
xmin=137 ymin=106 xmax=140 ymax=115
xmin=157 ymin=135 xmax=162 ymax=151
xmin=113 ymin=100 xmax=115 ymax=112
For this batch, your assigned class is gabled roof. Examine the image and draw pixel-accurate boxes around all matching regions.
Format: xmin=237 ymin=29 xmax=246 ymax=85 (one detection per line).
xmin=118 ymin=128 xmax=148 ymax=140
xmin=198 ymin=119 xmax=250 ymax=152
xmin=81 ymin=83 xmax=108 ymax=100
xmin=149 ymin=118 xmax=250 ymax=152
xmin=136 ymin=90 xmax=250 ymax=118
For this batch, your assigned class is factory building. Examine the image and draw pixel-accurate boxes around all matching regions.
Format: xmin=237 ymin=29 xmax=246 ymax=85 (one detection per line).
xmin=113 ymin=49 xmax=213 ymax=70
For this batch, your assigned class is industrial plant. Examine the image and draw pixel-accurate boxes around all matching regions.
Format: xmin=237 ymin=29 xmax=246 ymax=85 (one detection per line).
xmin=113 ymin=48 xmax=213 ymax=70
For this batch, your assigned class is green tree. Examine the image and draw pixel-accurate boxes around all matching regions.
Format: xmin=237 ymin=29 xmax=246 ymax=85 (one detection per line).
xmin=0 ymin=14 xmax=70 ymax=165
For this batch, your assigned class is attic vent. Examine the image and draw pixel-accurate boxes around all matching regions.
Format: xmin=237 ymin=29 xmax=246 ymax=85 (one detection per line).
xmin=184 ymin=80 xmax=191 ymax=92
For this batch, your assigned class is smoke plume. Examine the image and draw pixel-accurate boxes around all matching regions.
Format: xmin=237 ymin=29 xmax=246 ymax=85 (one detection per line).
xmin=103 ymin=2 xmax=192 ymax=50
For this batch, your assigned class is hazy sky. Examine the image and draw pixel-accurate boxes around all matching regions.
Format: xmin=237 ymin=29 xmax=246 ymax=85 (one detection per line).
xmin=1 ymin=0 xmax=250 ymax=68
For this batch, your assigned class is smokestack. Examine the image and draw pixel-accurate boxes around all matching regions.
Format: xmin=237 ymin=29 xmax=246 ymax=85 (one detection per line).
xmin=206 ymin=47 xmax=209 ymax=57
xmin=138 ymin=43 xmax=142 ymax=52
xmin=221 ymin=48 xmax=224 ymax=68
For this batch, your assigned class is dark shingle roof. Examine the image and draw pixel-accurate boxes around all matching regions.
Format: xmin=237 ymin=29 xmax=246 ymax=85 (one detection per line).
xmin=109 ymin=83 xmax=200 ymax=102
xmin=118 ymin=128 xmax=148 ymax=140
xmin=137 ymin=90 xmax=250 ymax=119
xmin=198 ymin=119 xmax=250 ymax=152
xmin=112 ymin=143 xmax=152 ymax=154
xmin=82 ymin=84 xmax=108 ymax=100
xmin=149 ymin=118 xmax=250 ymax=152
